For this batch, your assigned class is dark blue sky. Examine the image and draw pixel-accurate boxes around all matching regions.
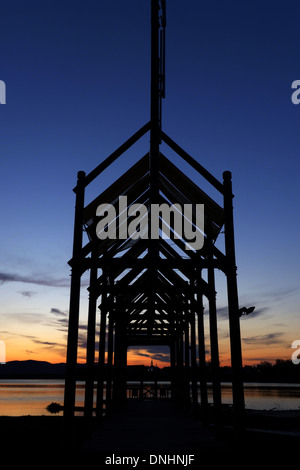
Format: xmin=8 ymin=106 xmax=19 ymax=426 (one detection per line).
xmin=0 ymin=0 xmax=299 ymax=364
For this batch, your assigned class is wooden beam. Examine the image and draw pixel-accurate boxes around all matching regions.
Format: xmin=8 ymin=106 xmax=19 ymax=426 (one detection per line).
xmin=160 ymin=130 xmax=224 ymax=194
xmin=74 ymin=122 xmax=151 ymax=191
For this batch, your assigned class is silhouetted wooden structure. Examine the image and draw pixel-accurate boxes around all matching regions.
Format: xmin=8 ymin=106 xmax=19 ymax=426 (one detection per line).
xmin=64 ymin=0 xmax=245 ymax=434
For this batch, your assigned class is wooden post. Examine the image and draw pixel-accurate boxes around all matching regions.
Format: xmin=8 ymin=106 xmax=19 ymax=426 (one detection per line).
xmin=170 ymin=320 xmax=177 ymax=401
xmin=106 ymin=274 xmax=115 ymax=414
xmin=196 ymin=269 xmax=209 ymax=424
xmin=177 ymin=312 xmax=185 ymax=407
xmin=64 ymin=170 xmax=86 ymax=419
xmin=113 ymin=318 xmax=127 ymax=407
xmin=223 ymin=171 xmax=245 ymax=431
xmin=84 ymin=248 xmax=98 ymax=418
xmin=96 ymin=267 xmax=108 ymax=419
xmin=174 ymin=338 xmax=179 ymax=402
xmin=184 ymin=317 xmax=190 ymax=409
xmin=96 ymin=308 xmax=107 ymax=419
xmin=207 ymin=221 xmax=222 ymax=431
xmin=190 ymin=309 xmax=198 ymax=414
xmin=105 ymin=312 xmax=114 ymax=414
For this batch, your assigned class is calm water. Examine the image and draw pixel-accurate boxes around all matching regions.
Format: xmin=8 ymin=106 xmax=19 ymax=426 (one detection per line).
xmin=0 ymin=380 xmax=299 ymax=416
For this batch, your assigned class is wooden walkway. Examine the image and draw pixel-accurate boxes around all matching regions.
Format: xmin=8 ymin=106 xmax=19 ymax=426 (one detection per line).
xmin=79 ymin=400 xmax=230 ymax=453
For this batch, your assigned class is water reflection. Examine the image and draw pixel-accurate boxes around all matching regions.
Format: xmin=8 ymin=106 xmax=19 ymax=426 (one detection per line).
xmin=0 ymin=380 xmax=299 ymax=416
xmin=0 ymin=380 xmax=66 ymax=416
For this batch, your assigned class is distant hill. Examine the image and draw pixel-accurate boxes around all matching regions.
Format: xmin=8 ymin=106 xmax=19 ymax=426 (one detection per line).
xmin=0 ymin=359 xmax=298 ymax=382
xmin=0 ymin=360 xmax=167 ymax=380
xmin=0 ymin=360 xmax=66 ymax=379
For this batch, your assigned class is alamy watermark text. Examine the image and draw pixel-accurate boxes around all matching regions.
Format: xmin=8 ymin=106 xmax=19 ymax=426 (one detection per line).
xmin=0 ymin=341 xmax=6 ymax=364
xmin=96 ymin=196 xmax=204 ymax=251
xmin=291 ymin=340 xmax=300 ymax=365
xmin=0 ymin=81 xmax=6 ymax=104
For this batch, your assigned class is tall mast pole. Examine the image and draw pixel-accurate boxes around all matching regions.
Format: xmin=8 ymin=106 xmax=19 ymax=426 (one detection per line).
xmin=149 ymin=0 xmax=165 ymax=202
xmin=148 ymin=0 xmax=166 ymax=337
xmin=150 ymin=0 xmax=160 ymax=201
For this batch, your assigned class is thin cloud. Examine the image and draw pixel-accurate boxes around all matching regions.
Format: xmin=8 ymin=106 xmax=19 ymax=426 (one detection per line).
xmin=55 ymin=318 xmax=69 ymax=331
xmin=129 ymin=346 xmax=170 ymax=363
xmin=243 ymin=286 xmax=299 ymax=306
xmin=32 ymin=339 xmax=61 ymax=347
xmin=50 ymin=308 xmax=68 ymax=316
xmin=242 ymin=332 xmax=285 ymax=345
xmin=0 ymin=312 xmax=46 ymax=325
xmin=0 ymin=330 xmax=37 ymax=340
xmin=47 ymin=308 xmax=69 ymax=332
xmin=0 ymin=271 xmax=70 ymax=288
xmin=49 ymin=311 xmax=90 ymax=342
xmin=18 ymin=291 xmax=37 ymax=298
xmin=30 ymin=336 xmax=67 ymax=360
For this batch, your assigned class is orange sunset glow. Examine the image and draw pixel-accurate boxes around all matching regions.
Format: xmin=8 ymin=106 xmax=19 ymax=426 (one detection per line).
xmin=2 ymin=306 xmax=296 ymax=369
